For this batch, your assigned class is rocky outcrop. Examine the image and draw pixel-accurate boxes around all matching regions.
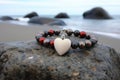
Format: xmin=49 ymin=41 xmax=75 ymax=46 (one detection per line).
xmin=0 ymin=16 xmax=14 ymax=21
xmin=0 ymin=40 xmax=120 ymax=80
xmin=24 ymin=12 xmax=38 ymax=18
xmin=55 ymin=13 xmax=70 ymax=18
xmin=83 ymin=7 xmax=112 ymax=19
xmin=28 ymin=17 xmax=66 ymax=26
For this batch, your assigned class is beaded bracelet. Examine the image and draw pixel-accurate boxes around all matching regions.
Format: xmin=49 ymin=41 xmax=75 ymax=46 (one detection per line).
xmin=35 ymin=29 xmax=98 ymax=56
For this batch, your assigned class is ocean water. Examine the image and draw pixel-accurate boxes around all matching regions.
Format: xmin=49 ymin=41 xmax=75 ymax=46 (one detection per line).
xmin=1 ymin=15 xmax=120 ymax=39
xmin=63 ymin=15 xmax=120 ymax=39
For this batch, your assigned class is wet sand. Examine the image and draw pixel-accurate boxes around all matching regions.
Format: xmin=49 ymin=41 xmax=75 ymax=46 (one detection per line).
xmin=0 ymin=22 xmax=120 ymax=52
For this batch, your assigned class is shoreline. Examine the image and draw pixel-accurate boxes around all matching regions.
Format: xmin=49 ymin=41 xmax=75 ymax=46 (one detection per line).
xmin=0 ymin=22 xmax=120 ymax=52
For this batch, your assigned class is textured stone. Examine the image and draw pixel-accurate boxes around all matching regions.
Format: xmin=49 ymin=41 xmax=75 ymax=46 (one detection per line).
xmin=0 ymin=40 xmax=120 ymax=80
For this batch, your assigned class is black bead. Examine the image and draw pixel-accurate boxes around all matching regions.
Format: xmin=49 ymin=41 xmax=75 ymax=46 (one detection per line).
xmin=71 ymin=42 xmax=78 ymax=49
xmin=74 ymin=30 xmax=80 ymax=37
xmin=90 ymin=39 xmax=97 ymax=46
xmin=86 ymin=35 xmax=91 ymax=39
xmin=43 ymin=39 xmax=50 ymax=47
xmin=66 ymin=30 xmax=73 ymax=36
xmin=55 ymin=30 xmax=60 ymax=35
xmin=42 ymin=31 xmax=48 ymax=37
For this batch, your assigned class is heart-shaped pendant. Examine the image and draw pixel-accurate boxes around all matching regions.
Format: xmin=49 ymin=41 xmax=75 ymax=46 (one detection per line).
xmin=54 ymin=38 xmax=71 ymax=55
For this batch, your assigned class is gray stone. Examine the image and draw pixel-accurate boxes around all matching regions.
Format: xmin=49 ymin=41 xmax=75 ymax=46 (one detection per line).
xmin=83 ymin=7 xmax=112 ymax=19
xmin=24 ymin=12 xmax=38 ymax=18
xmin=55 ymin=13 xmax=70 ymax=18
xmin=28 ymin=17 xmax=66 ymax=26
xmin=0 ymin=40 xmax=120 ymax=80
xmin=0 ymin=16 xmax=14 ymax=21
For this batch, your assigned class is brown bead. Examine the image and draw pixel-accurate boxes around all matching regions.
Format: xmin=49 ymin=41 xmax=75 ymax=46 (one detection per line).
xmin=66 ymin=29 xmax=73 ymax=36
xmin=85 ymin=40 xmax=92 ymax=48
xmin=79 ymin=41 xmax=85 ymax=49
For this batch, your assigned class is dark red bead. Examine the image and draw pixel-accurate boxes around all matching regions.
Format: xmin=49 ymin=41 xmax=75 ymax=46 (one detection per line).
xmin=50 ymin=40 xmax=54 ymax=47
xmin=48 ymin=29 xmax=54 ymax=36
xmin=80 ymin=31 xmax=86 ymax=38
xmin=39 ymin=37 xmax=45 ymax=44
xmin=35 ymin=34 xmax=42 ymax=42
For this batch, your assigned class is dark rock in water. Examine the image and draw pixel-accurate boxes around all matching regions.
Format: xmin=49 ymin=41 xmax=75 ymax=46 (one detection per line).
xmin=0 ymin=40 xmax=120 ymax=80
xmin=0 ymin=16 xmax=14 ymax=21
xmin=55 ymin=13 xmax=70 ymax=18
xmin=28 ymin=17 xmax=66 ymax=26
xmin=83 ymin=7 xmax=112 ymax=19
xmin=48 ymin=21 xmax=66 ymax=26
xmin=24 ymin=12 xmax=38 ymax=18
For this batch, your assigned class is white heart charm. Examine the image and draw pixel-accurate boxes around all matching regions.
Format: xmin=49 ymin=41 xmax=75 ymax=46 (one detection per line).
xmin=54 ymin=38 xmax=71 ymax=56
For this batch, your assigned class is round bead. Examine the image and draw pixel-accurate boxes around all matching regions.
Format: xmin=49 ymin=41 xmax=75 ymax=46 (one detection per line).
xmin=42 ymin=31 xmax=48 ymax=37
xmin=74 ymin=30 xmax=80 ymax=37
xmin=66 ymin=29 xmax=73 ymax=36
xmin=43 ymin=39 xmax=50 ymax=46
xmin=35 ymin=30 xmax=98 ymax=51
xmin=86 ymin=34 xmax=91 ymax=39
xmin=85 ymin=40 xmax=92 ymax=48
xmin=55 ymin=30 xmax=60 ymax=35
xmin=39 ymin=37 xmax=45 ymax=45
xmin=80 ymin=31 xmax=86 ymax=38
xmin=79 ymin=41 xmax=85 ymax=49
xmin=50 ymin=40 xmax=54 ymax=48
xmin=48 ymin=29 xmax=54 ymax=36
xmin=35 ymin=34 xmax=42 ymax=42
xmin=71 ymin=42 xmax=78 ymax=49
xmin=90 ymin=38 xmax=97 ymax=46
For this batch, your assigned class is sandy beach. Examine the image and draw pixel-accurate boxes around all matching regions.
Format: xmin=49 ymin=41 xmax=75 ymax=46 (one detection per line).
xmin=0 ymin=21 xmax=120 ymax=52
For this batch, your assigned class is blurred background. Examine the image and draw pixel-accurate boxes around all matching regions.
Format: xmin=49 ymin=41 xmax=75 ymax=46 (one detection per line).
xmin=0 ymin=0 xmax=120 ymax=16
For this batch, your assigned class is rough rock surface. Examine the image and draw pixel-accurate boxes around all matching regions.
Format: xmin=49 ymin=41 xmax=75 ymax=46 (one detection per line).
xmin=24 ymin=12 xmax=38 ymax=18
xmin=28 ymin=17 xmax=66 ymax=26
xmin=55 ymin=13 xmax=70 ymax=18
xmin=0 ymin=16 xmax=14 ymax=21
xmin=83 ymin=7 xmax=112 ymax=19
xmin=0 ymin=41 xmax=120 ymax=80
